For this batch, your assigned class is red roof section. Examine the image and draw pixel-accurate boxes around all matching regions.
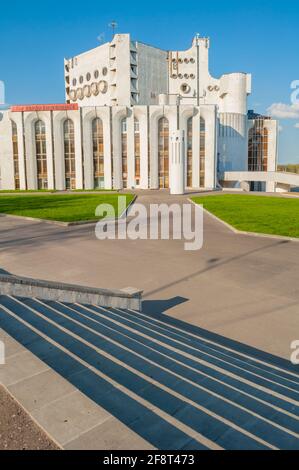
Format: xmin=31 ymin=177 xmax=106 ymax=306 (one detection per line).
xmin=10 ymin=104 xmax=79 ymax=112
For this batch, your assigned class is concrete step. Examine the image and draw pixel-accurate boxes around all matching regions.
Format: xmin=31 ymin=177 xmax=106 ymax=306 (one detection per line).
xmin=0 ymin=294 xmax=299 ymax=450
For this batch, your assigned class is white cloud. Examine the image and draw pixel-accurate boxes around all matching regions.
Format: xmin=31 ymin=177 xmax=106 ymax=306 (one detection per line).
xmin=267 ymin=102 xmax=299 ymax=119
xmin=294 ymin=123 xmax=299 ymax=129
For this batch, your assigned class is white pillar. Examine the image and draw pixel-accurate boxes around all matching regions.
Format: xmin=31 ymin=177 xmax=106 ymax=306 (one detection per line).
xmin=74 ymin=111 xmax=83 ymax=190
xmin=170 ymin=130 xmax=185 ymax=195
xmin=112 ymin=107 xmax=127 ymax=189
xmin=24 ymin=114 xmax=38 ymax=190
xmin=14 ymin=113 xmax=27 ymax=189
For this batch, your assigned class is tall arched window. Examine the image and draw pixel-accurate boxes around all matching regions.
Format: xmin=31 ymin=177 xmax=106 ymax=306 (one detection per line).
xmin=158 ymin=117 xmax=169 ymax=189
xmin=187 ymin=117 xmax=193 ymax=187
xmin=35 ymin=120 xmax=48 ymax=189
xmin=134 ymin=118 xmax=140 ymax=186
xmin=121 ymin=118 xmax=127 ymax=188
xmin=92 ymin=118 xmax=104 ymax=188
xmin=248 ymin=119 xmax=268 ymax=171
xmin=11 ymin=121 xmax=20 ymax=189
xmin=63 ymin=119 xmax=76 ymax=190
xmin=200 ymin=117 xmax=206 ymax=187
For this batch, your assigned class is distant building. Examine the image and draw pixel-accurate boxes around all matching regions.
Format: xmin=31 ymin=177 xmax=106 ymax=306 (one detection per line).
xmin=0 ymin=34 xmax=279 ymax=193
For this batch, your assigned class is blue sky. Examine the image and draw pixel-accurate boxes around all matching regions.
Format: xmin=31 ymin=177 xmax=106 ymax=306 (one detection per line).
xmin=0 ymin=0 xmax=298 ymax=163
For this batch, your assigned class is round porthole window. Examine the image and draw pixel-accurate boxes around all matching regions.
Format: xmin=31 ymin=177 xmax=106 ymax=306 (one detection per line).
xmin=77 ymin=88 xmax=83 ymax=100
xmin=102 ymin=67 xmax=108 ymax=76
xmin=178 ymin=73 xmax=183 ymax=79
xmin=86 ymin=72 xmax=91 ymax=82
xmin=184 ymin=73 xmax=189 ymax=79
xmin=184 ymin=58 xmax=189 ymax=63
xmin=98 ymin=80 xmax=108 ymax=94
xmin=180 ymin=83 xmax=191 ymax=94
xmin=190 ymin=73 xmax=195 ymax=79
xmin=171 ymin=74 xmax=177 ymax=79
xmin=69 ymin=90 xmax=76 ymax=101
xmin=91 ymin=82 xmax=99 ymax=96
xmin=83 ymin=85 xmax=91 ymax=97
xmin=72 ymin=78 xmax=77 ymax=86
xmin=178 ymin=58 xmax=183 ymax=64
xmin=190 ymin=58 xmax=195 ymax=64
xmin=79 ymin=75 xmax=84 ymax=84
xmin=94 ymin=70 xmax=99 ymax=79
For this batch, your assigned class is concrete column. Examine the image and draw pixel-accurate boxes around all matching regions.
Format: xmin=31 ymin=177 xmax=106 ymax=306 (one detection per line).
xmin=9 ymin=112 xmax=26 ymax=189
xmin=53 ymin=112 xmax=67 ymax=190
xmin=0 ymin=112 xmax=16 ymax=189
xmin=112 ymin=107 xmax=127 ymax=189
xmin=24 ymin=113 xmax=38 ymax=190
xmin=74 ymin=111 xmax=83 ymax=190
xmin=134 ymin=106 xmax=148 ymax=189
xmin=149 ymin=106 xmax=162 ymax=189
xmin=82 ymin=111 xmax=94 ymax=190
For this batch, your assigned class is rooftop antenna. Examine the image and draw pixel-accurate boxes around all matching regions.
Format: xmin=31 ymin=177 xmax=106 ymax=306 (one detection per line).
xmin=108 ymin=21 xmax=118 ymax=39
xmin=97 ymin=32 xmax=105 ymax=44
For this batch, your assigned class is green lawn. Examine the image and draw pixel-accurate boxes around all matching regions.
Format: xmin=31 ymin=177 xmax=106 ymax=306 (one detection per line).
xmin=0 ymin=189 xmax=115 ymax=193
xmin=192 ymin=194 xmax=299 ymax=238
xmin=0 ymin=194 xmax=134 ymax=222
xmin=0 ymin=190 xmax=54 ymax=193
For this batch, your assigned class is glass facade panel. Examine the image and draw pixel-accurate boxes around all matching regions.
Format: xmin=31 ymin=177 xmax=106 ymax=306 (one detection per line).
xmin=35 ymin=120 xmax=48 ymax=189
xmin=64 ymin=119 xmax=76 ymax=189
xmin=248 ymin=119 xmax=268 ymax=171
xmin=200 ymin=117 xmax=205 ymax=188
xmin=92 ymin=118 xmax=104 ymax=188
xmin=187 ymin=117 xmax=192 ymax=187
xmin=121 ymin=118 xmax=127 ymax=188
xmin=158 ymin=117 xmax=169 ymax=189
xmin=11 ymin=121 xmax=20 ymax=189
xmin=134 ymin=118 xmax=140 ymax=186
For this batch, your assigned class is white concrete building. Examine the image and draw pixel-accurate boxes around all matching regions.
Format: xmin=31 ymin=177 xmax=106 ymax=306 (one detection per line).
xmin=0 ymin=33 xmax=283 ymax=193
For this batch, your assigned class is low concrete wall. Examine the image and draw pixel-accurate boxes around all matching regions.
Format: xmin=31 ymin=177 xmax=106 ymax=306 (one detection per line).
xmin=223 ymin=171 xmax=299 ymax=188
xmin=0 ymin=274 xmax=143 ymax=312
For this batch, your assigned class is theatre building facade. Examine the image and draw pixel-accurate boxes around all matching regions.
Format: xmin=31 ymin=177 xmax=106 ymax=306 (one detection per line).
xmin=0 ymin=33 xmax=278 ymax=193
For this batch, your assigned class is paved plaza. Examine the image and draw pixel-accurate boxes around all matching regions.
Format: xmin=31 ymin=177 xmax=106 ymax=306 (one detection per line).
xmin=0 ymin=191 xmax=299 ymax=449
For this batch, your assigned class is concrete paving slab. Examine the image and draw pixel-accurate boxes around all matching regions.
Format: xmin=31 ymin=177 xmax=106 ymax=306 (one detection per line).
xmin=31 ymin=390 xmax=111 ymax=446
xmin=64 ymin=416 xmax=155 ymax=450
xmin=0 ymin=329 xmax=25 ymax=358
xmin=8 ymin=368 xmax=75 ymax=412
xmin=0 ymin=349 xmax=50 ymax=387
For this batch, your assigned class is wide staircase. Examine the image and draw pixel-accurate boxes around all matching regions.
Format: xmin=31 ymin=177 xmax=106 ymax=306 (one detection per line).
xmin=1 ymin=294 xmax=299 ymax=450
